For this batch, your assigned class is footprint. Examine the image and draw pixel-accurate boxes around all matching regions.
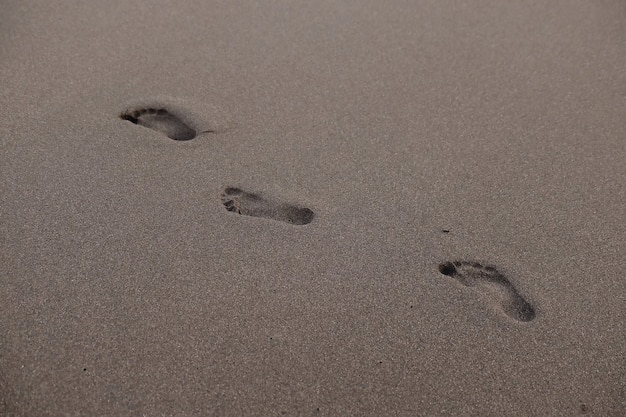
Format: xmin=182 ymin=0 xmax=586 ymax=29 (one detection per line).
xmin=438 ymin=261 xmax=536 ymax=322
xmin=120 ymin=107 xmax=209 ymax=141
xmin=221 ymin=187 xmax=314 ymax=225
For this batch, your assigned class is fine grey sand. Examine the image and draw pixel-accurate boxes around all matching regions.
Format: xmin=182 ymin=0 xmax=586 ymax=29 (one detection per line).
xmin=1 ymin=1 xmax=625 ymax=416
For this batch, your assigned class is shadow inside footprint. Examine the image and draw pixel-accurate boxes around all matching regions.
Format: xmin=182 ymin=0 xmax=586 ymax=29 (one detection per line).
xmin=120 ymin=108 xmax=200 ymax=140
xmin=438 ymin=261 xmax=536 ymax=322
xmin=221 ymin=187 xmax=314 ymax=225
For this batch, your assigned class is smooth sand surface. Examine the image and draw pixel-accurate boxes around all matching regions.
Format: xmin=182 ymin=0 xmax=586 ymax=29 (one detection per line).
xmin=1 ymin=1 xmax=625 ymax=416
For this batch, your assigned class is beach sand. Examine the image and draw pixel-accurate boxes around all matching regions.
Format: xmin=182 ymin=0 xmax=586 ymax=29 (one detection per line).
xmin=1 ymin=1 xmax=625 ymax=415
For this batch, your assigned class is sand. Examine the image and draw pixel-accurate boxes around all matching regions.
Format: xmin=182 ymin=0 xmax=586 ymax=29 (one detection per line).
xmin=1 ymin=1 xmax=625 ymax=416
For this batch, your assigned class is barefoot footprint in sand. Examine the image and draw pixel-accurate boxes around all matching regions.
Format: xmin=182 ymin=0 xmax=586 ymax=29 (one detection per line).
xmin=120 ymin=107 xmax=211 ymax=141
xmin=438 ymin=261 xmax=536 ymax=322
xmin=221 ymin=187 xmax=314 ymax=225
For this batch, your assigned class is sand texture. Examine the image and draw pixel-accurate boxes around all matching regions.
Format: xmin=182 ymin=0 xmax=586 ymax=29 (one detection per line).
xmin=1 ymin=1 xmax=625 ymax=416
